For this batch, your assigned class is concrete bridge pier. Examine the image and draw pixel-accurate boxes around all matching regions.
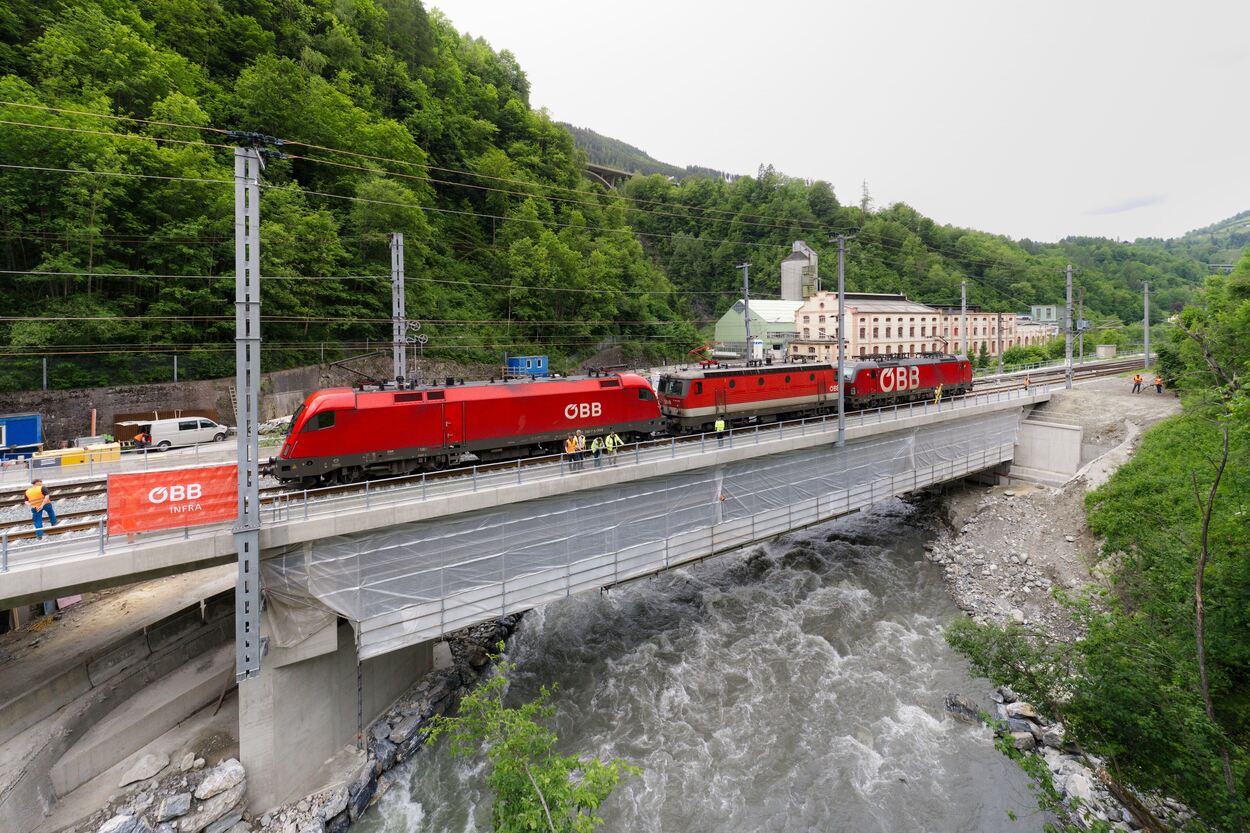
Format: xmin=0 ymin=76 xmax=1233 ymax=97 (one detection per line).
xmin=239 ymin=614 xmax=431 ymax=812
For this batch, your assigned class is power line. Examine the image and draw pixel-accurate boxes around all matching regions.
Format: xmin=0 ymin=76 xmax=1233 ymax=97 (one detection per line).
xmin=0 ymin=118 xmax=233 ymax=150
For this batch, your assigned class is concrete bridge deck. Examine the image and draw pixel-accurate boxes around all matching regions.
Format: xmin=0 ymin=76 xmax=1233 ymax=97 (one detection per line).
xmin=0 ymin=386 xmax=1050 ymax=609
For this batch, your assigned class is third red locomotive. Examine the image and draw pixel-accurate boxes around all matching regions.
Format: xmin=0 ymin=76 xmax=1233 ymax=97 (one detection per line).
xmin=656 ymin=353 xmax=971 ymax=432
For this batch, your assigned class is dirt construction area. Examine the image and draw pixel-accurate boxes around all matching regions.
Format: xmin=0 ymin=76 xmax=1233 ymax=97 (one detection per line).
xmin=924 ymin=373 xmax=1182 ymax=638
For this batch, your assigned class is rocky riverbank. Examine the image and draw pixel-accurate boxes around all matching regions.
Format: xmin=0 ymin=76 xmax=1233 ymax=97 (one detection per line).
xmin=934 ymin=378 xmax=1185 ymax=829
xmin=70 ymin=615 xmax=521 ymax=833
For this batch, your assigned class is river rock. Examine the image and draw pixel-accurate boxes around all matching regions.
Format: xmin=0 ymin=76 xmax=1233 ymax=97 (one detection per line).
xmin=347 ymin=763 xmax=377 ymax=821
xmin=370 ymin=738 xmax=397 ymax=771
xmin=943 ymin=692 xmax=981 ymax=724
xmin=178 ymin=782 xmax=246 ymax=833
xmin=205 ymin=811 xmax=244 ymax=833
xmin=1005 ymin=701 xmax=1038 ymax=719
xmin=325 ymin=812 xmax=350 ymax=833
xmin=156 ymin=793 xmax=193 ymax=822
xmin=1009 ymin=731 xmax=1037 ymax=752
xmin=120 ymin=753 xmax=170 ymax=787
xmin=194 ymin=759 xmax=245 ymax=800
xmin=466 ymin=643 xmax=490 ymax=668
xmin=100 ymin=814 xmax=139 ymax=833
xmin=388 ymin=715 xmax=422 ymax=744
xmin=1065 ymin=770 xmax=1095 ymax=802
xmin=1042 ymin=724 xmax=1066 ymax=749
xmin=316 ymin=787 xmax=348 ymax=821
xmin=179 ymin=753 xmax=197 ymax=773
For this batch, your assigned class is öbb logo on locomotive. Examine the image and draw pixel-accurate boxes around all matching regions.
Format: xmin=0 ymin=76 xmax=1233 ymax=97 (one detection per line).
xmin=564 ymin=402 xmax=602 ymax=420
xmin=878 ymin=365 xmax=921 ymax=393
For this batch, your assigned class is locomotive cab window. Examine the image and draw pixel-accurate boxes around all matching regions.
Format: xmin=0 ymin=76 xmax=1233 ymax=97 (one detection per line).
xmin=638 ymin=388 xmax=655 ymax=401
xmin=695 ymin=382 xmax=703 ymax=395
xmin=303 ymin=411 xmax=336 ymax=432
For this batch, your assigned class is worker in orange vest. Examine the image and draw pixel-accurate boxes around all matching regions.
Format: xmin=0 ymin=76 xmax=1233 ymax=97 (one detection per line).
xmin=24 ymin=478 xmax=59 ymax=540
xmin=1132 ymin=373 xmax=1143 ymax=394
xmin=1154 ymin=375 xmax=1163 ymax=394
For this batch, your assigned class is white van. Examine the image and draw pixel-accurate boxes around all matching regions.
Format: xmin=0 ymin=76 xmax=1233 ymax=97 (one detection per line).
xmin=121 ymin=418 xmax=231 ymax=450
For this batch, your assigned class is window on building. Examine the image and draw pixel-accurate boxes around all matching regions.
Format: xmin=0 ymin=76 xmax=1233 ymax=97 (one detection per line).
xmin=920 ymin=325 xmax=926 ymax=336
xmin=803 ymin=315 xmax=810 ymax=323
xmin=873 ymin=346 xmax=880 ymax=355
xmin=932 ymin=342 xmax=938 ymax=352
xmin=859 ymin=346 xmax=866 ymax=356
xmin=872 ymin=327 xmax=879 ymax=338
xmin=885 ymin=326 xmax=892 ymax=337
xmin=803 ymin=328 xmax=810 ymax=338
xmin=873 ymin=317 xmax=879 ymax=322
xmin=909 ymin=326 xmax=915 ymax=336
xmin=818 ymin=315 xmax=826 ymax=323
xmin=859 ymin=326 xmax=866 ymax=339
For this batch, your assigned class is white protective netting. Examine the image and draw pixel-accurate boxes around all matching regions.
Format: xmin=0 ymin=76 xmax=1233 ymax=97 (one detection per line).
xmin=264 ymin=410 xmax=1020 ymax=654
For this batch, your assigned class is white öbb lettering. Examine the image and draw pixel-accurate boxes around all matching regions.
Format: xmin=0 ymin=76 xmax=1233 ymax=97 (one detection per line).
xmin=148 ymin=483 xmax=204 ymax=504
xmin=564 ymin=402 xmax=602 ymax=420
xmin=879 ymin=366 xmax=921 ymax=393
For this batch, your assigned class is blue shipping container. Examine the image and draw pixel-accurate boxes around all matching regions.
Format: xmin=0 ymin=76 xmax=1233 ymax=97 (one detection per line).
xmin=504 ymin=355 xmax=548 ymax=379
xmin=0 ymin=413 xmax=43 ymax=459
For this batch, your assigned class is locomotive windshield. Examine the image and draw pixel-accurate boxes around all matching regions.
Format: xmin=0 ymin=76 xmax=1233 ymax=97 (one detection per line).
xmin=286 ymin=404 xmax=304 ymax=436
xmin=658 ymin=377 xmax=689 ymax=396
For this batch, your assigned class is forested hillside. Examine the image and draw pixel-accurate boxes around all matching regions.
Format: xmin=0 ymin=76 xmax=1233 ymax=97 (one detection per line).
xmin=0 ymin=0 xmax=696 ymax=389
xmin=561 ymin=124 xmax=731 ymax=181
xmin=0 ymin=0 xmax=1232 ymax=392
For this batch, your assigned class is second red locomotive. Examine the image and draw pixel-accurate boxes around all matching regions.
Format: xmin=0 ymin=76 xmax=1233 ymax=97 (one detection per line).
xmin=657 ymin=353 xmax=971 ymax=431
xmin=274 ymin=372 xmax=663 ymax=484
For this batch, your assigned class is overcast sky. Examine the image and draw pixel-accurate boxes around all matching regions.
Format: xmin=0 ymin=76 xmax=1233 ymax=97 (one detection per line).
xmin=430 ymin=1 xmax=1248 ymax=243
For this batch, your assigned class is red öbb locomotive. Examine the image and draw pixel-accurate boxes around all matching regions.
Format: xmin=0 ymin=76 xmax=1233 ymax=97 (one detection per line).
xmin=656 ymin=353 xmax=971 ymax=431
xmin=274 ymin=372 xmax=663 ymax=485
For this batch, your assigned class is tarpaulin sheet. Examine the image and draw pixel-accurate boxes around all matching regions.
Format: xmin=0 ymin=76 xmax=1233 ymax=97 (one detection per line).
xmin=264 ymin=410 xmax=1019 ymax=654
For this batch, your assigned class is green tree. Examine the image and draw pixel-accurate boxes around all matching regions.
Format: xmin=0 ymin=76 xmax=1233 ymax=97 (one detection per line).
xmin=430 ymin=651 xmax=638 ymax=833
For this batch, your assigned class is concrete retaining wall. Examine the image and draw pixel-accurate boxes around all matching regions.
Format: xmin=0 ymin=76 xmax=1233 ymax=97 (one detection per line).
xmin=1010 ymin=420 xmax=1083 ymax=485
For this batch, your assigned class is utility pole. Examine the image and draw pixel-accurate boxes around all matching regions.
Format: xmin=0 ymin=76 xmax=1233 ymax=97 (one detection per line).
xmin=233 ymin=145 xmax=264 ymax=681
xmin=960 ymin=280 xmax=968 ymax=356
xmin=1077 ymin=286 xmax=1085 ymax=366
xmin=173 ymin=354 xmax=179 ymax=383
xmin=390 ymin=232 xmax=406 ymax=385
xmin=737 ymin=262 xmax=752 ymax=360
xmin=1064 ymin=264 xmax=1074 ymax=390
xmin=1142 ymin=281 xmax=1150 ymax=369
xmin=835 ymin=235 xmax=853 ymax=447
xmin=996 ymin=311 xmax=1004 ymax=374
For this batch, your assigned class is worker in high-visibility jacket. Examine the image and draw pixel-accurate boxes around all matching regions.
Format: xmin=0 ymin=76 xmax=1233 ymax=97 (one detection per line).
xmin=590 ymin=435 xmax=604 ymax=468
xmin=604 ymin=431 xmax=623 ymax=465
xmin=714 ymin=416 xmax=727 ymax=447
xmin=24 ymin=479 xmax=58 ymax=540
xmin=934 ymin=384 xmax=943 ymax=405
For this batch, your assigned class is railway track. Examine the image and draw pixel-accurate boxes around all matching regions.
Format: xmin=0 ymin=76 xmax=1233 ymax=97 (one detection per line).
xmin=2 ymin=359 xmax=1146 ymax=544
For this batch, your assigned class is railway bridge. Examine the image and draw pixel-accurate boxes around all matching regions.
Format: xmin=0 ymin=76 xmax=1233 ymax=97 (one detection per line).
xmin=0 ymin=384 xmax=1076 ymax=810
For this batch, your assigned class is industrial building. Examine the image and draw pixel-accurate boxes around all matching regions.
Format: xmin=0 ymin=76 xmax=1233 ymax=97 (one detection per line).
xmin=712 ymin=299 xmax=803 ymax=359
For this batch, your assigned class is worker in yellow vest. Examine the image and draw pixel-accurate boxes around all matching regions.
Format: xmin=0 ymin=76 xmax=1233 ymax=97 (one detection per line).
xmin=24 ymin=479 xmax=58 ymax=540
xmin=714 ymin=416 xmax=727 ymax=447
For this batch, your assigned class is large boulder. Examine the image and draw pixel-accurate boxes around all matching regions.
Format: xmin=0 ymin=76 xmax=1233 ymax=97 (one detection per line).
xmin=100 ymin=815 xmax=139 ymax=833
xmin=1009 ymin=731 xmax=1037 ymax=752
xmin=194 ymin=760 xmax=246 ymax=801
xmin=178 ymin=782 xmax=246 ymax=833
xmin=944 ymin=692 xmax=981 ymax=724
xmin=155 ymin=794 xmax=193 ymax=822
xmin=315 ymin=787 xmax=348 ymax=822
xmin=1004 ymin=701 xmax=1038 ymax=720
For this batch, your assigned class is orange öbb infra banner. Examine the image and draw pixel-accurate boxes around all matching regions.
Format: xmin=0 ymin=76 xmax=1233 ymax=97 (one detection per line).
xmin=107 ymin=464 xmax=238 ymax=535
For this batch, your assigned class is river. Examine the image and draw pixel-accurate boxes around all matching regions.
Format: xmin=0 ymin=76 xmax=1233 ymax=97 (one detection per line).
xmin=357 ymin=499 xmax=1043 ymax=832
